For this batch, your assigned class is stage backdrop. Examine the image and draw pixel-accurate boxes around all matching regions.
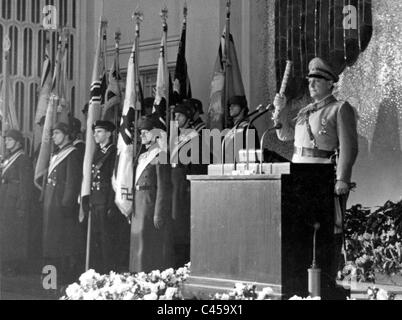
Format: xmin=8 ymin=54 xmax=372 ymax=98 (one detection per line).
xmin=261 ymin=0 xmax=402 ymax=207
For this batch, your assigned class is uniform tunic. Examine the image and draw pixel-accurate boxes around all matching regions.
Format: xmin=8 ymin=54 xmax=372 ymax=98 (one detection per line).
xmin=0 ymin=149 xmax=33 ymax=261
xmin=42 ymin=144 xmax=84 ymax=258
xmin=170 ymin=123 xmax=209 ymax=268
xmin=275 ymin=95 xmax=358 ymax=183
xmin=88 ymin=143 xmax=118 ymax=273
xmin=129 ymin=146 xmax=173 ymax=273
xmin=275 ymin=94 xmax=358 ymax=233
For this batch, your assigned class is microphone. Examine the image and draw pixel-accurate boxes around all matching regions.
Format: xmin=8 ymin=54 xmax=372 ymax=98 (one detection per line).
xmin=221 ymin=118 xmax=244 ymax=174
xmin=259 ymin=123 xmax=283 ymax=174
xmin=233 ymin=103 xmax=265 ymax=171
xmin=245 ymin=104 xmax=275 ymax=170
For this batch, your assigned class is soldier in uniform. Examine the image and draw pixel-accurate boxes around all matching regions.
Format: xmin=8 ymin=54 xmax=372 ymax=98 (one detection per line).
xmin=70 ymin=117 xmax=85 ymax=165
xmin=0 ymin=129 xmax=33 ymax=275
xmin=273 ymin=57 xmax=358 ymax=299
xmin=189 ymin=98 xmax=206 ymax=132
xmin=130 ymin=115 xmax=173 ymax=273
xmin=88 ymin=120 xmax=119 ymax=274
xmin=222 ymin=95 xmax=259 ymax=164
xmin=142 ymin=97 xmax=155 ymax=117
xmin=42 ymin=122 xmax=84 ymax=283
xmin=170 ymin=102 xmax=202 ymax=268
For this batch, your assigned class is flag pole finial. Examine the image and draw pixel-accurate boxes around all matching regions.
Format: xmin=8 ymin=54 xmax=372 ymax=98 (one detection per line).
xmin=132 ymin=9 xmax=144 ymax=25
xmin=183 ymin=1 xmax=188 ymax=19
xmin=160 ymin=6 xmax=168 ymax=23
xmin=226 ymin=0 xmax=232 ymax=19
xmin=115 ymin=29 xmax=122 ymax=44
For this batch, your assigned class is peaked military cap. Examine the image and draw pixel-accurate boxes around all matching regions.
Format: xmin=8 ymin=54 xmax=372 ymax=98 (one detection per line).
xmin=142 ymin=97 xmax=155 ymax=116
xmin=70 ymin=117 xmax=82 ymax=134
xmin=174 ymin=102 xmax=194 ymax=119
xmin=4 ymin=129 xmax=24 ymax=144
xmin=138 ymin=115 xmax=165 ymax=131
xmin=228 ymin=95 xmax=248 ymax=109
xmin=307 ymin=57 xmax=339 ymax=82
xmin=154 ymin=97 xmax=166 ymax=115
xmin=187 ymin=98 xmax=204 ymax=115
xmin=53 ymin=122 xmax=71 ymax=135
xmin=92 ymin=120 xmax=116 ymax=132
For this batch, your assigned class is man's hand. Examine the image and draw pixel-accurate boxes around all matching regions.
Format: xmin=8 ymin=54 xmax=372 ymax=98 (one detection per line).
xmin=272 ymin=93 xmax=287 ymax=120
xmin=335 ymin=180 xmax=349 ymax=196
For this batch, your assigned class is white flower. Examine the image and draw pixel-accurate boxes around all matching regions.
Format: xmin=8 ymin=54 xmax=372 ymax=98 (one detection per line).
xmin=65 ymin=283 xmax=82 ymax=300
xmin=148 ymin=282 xmax=160 ymax=293
xmin=161 ymin=268 xmax=174 ymax=280
xmin=234 ymin=283 xmax=246 ymax=295
xmin=219 ymin=293 xmax=230 ymax=300
xmin=143 ymin=293 xmax=158 ymax=300
xmin=79 ymin=269 xmax=101 ymax=287
xmin=122 ymin=292 xmax=135 ymax=300
xmin=289 ymin=295 xmax=321 ymax=300
xmin=82 ymin=289 xmax=101 ymax=300
xmin=164 ymin=287 xmax=178 ymax=300
xmin=256 ymin=287 xmax=274 ymax=300
xmin=376 ymin=289 xmax=389 ymax=300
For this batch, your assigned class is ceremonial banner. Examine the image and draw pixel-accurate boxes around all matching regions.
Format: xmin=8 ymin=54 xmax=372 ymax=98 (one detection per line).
xmin=112 ymin=40 xmax=137 ymax=219
xmin=172 ymin=4 xmax=192 ymax=106
xmin=207 ymin=27 xmax=245 ymax=130
xmin=79 ymin=20 xmax=107 ymax=221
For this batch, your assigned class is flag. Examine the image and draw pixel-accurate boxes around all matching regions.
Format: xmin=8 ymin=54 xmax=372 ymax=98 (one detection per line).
xmin=102 ymin=53 xmax=122 ymax=123
xmin=57 ymin=41 xmax=70 ymax=123
xmin=34 ymin=42 xmax=63 ymax=190
xmin=172 ymin=9 xmax=191 ymax=106
xmin=0 ymin=35 xmax=19 ymax=133
xmin=34 ymin=45 xmax=52 ymax=125
xmin=112 ymin=39 xmax=138 ymax=218
xmin=34 ymin=95 xmax=57 ymax=190
xmin=207 ymin=28 xmax=246 ymax=130
xmin=79 ymin=20 xmax=107 ymax=221
xmin=154 ymin=25 xmax=169 ymax=110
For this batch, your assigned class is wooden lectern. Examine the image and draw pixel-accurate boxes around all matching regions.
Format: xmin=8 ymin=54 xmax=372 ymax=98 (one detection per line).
xmin=184 ymin=163 xmax=335 ymax=299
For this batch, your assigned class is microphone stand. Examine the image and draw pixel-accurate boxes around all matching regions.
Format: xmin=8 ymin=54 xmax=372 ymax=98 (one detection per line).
xmin=227 ymin=104 xmax=265 ymax=174
xmin=245 ymin=104 xmax=275 ymax=170
xmin=221 ymin=120 xmax=242 ymax=175
xmin=259 ymin=123 xmax=282 ymax=174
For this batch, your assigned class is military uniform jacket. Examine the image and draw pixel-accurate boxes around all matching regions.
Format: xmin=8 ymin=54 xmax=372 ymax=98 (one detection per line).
xmin=0 ymin=149 xmax=33 ymax=261
xmin=130 ymin=145 xmax=173 ymax=273
xmin=42 ymin=143 xmax=84 ymax=257
xmin=275 ymin=95 xmax=358 ymax=183
xmin=89 ymin=143 xmax=117 ymax=208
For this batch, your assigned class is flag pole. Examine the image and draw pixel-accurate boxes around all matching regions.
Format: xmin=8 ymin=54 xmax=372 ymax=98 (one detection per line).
xmin=85 ymin=16 xmax=108 ymax=272
xmin=0 ymin=34 xmax=11 ymax=298
xmin=1 ymin=35 xmax=11 ymax=158
xmin=223 ymin=0 xmax=231 ymax=129
xmin=113 ymin=29 xmax=122 ymax=145
xmin=131 ymin=8 xmax=143 ymax=219
xmin=160 ymin=6 xmax=169 ymax=137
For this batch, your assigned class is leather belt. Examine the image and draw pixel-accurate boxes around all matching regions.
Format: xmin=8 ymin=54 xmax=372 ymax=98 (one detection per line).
xmin=294 ymin=146 xmax=335 ymax=159
xmin=135 ymin=185 xmax=156 ymax=191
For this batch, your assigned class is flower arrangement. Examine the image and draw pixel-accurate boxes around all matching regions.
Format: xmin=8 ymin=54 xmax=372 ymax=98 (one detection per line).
xmin=341 ymin=200 xmax=402 ymax=282
xmin=61 ymin=263 xmax=190 ymax=300
xmin=212 ymin=284 xmax=276 ymax=300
